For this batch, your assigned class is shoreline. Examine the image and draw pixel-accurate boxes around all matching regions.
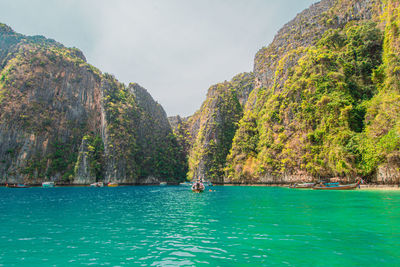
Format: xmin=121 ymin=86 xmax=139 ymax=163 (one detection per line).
xmin=221 ymin=183 xmax=400 ymax=190
xmin=359 ymin=184 xmax=400 ymax=190
xmin=1 ymin=183 xmax=400 ymax=190
xmin=0 ymin=183 xmax=167 ymax=188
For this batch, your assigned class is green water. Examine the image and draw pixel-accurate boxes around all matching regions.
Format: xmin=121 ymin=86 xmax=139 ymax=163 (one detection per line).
xmin=0 ymin=186 xmax=399 ymax=266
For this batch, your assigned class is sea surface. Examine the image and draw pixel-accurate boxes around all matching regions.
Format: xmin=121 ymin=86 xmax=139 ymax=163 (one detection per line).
xmin=0 ymin=186 xmax=399 ymax=266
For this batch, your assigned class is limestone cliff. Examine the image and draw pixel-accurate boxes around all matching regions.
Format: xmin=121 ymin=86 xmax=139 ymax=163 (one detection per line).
xmin=184 ymin=0 xmax=400 ymax=185
xmin=0 ymin=24 xmax=186 ymax=184
xmin=226 ymin=0 xmax=400 ymax=184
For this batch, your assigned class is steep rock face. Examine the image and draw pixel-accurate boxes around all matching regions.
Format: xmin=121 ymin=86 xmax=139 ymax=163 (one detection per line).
xmin=74 ymin=136 xmax=98 ymax=184
xmin=0 ymin=25 xmax=186 ymax=184
xmin=168 ymin=115 xmax=184 ymax=131
xmin=363 ymin=0 xmax=400 ymax=183
xmin=168 ymin=115 xmax=192 ymax=156
xmin=227 ymin=21 xmax=384 ymax=183
xmin=0 ymin=29 xmax=103 ymax=183
xmin=226 ymin=0 xmax=400 ymax=184
xmin=130 ymin=83 xmax=188 ymax=182
xmin=186 ymin=73 xmax=254 ymax=144
xmin=253 ymin=0 xmax=379 ymax=95
xmin=98 ymin=74 xmax=141 ymax=183
xmin=0 ymin=24 xmax=23 ymax=69
xmin=186 ymin=73 xmax=254 ymax=183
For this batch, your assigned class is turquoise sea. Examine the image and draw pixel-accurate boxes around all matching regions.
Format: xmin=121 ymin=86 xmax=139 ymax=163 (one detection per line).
xmin=0 ymin=186 xmax=399 ymax=266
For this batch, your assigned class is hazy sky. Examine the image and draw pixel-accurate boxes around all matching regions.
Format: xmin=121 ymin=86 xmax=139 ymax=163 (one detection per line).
xmin=0 ymin=0 xmax=316 ymax=116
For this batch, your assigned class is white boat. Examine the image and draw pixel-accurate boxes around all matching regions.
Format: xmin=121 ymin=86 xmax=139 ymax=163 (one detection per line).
xmin=90 ymin=182 xmax=104 ymax=187
xmin=159 ymin=182 xmax=167 ymax=186
xmin=42 ymin=181 xmax=54 ymax=188
xmin=179 ymin=182 xmax=192 ymax=186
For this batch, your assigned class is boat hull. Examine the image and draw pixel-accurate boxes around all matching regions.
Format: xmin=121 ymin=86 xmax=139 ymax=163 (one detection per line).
xmin=313 ymin=183 xmax=359 ymax=190
xmin=191 ymin=182 xmax=205 ymax=193
xmin=290 ymin=183 xmax=315 ymax=189
xmin=7 ymin=184 xmax=30 ymax=188
xmin=192 ymin=189 xmax=204 ymax=193
xmin=42 ymin=182 xmax=55 ymax=188
xmin=90 ymin=182 xmax=104 ymax=187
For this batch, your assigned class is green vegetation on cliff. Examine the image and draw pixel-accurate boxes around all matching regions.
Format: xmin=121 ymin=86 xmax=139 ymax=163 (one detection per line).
xmin=225 ymin=1 xmax=400 ymax=183
xmin=360 ymin=0 xmax=400 ymax=176
xmin=227 ymin=21 xmax=384 ymax=181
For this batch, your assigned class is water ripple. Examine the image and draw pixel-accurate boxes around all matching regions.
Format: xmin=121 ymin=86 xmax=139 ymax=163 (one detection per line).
xmin=0 ymin=186 xmax=400 ymax=266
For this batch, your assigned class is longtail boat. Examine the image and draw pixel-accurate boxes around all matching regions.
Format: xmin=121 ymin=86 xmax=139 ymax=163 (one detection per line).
xmin=191 ymin=182 xmax=205 ymax=193
xmin=6 ymin=183 xmax=30 ymax=188
xmin=313 ymin=179 xmax=361 ymax=190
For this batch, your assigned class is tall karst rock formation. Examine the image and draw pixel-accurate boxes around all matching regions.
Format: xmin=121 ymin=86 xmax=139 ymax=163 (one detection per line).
xmin=186 ymin=73 xmax=254 ymax=183
xmin=184 ymin=0 xmax=400 ymax=184
xmin=0 ymin=24 xmax=186 ymax=184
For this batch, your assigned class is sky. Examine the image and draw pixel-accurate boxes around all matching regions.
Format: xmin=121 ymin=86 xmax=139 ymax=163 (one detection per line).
xmin=0 ymin=0 xmax=317 ymax=116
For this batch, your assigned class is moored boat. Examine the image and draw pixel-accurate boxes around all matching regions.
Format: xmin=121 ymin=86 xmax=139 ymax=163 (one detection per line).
xmin=313 ymin=179 xmax=362 ymax=190
xmin=159 ymin=182 xmax=167 ymax=186
xmin=107 ymin=182 xmax=118 ymax=187
xmin=90 ymin=182 xmax=104 ymax=187
xmin=179 ymin=182 xmax=192 ymax=186
xmin=42 ymin=181 xmax=55 ymax=188
xmin=7 ymin=183 xmax=30 ymax=188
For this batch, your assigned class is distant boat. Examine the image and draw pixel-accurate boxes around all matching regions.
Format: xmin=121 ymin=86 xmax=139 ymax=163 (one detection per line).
xmin=159 ymin=182 xmax=167 ymax=186
xmin=107 ymin=182 xmax=118 ymax=187
xmin=289 ymin=182 xmax=315 ymax=189
xmin=90 ymin=182 xmax=104 ymax=187
xmin=7 ymin=183 xmax=30 ymax=188
xmin=191 ymin=182 xmax=205 ymax=193
xmin=313 ymin=180 xmax=361 ymax=190
xmin=42 ymin=181 xmax=55 ymax=188
xmin=179 ymin=182 xmax=192 ymax=186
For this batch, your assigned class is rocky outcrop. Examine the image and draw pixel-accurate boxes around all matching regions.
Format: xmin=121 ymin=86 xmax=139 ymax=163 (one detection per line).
xmin=168 ymin=115 xmax=185 ymax=131
xmin=374 ymin=164 xmax=400 ymax=184
xmin=74 ymin=137 xmax=96 ymax=184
